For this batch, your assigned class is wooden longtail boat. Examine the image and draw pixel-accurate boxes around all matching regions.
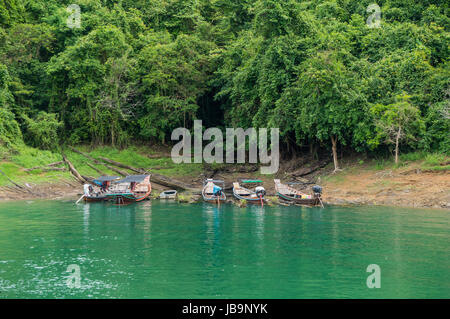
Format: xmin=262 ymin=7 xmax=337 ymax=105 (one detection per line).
xmin=105 ymin=175 xmax=152 ymax=204
xmin=202 ymin=179 xmax=226 ymax=203
xmin=83 ymin=176 xmax=120 ymax=202
xmin=274 ymin=179 xmax=322 ymax=206
xmin=232 ymin=180 xmax=266 ymax=205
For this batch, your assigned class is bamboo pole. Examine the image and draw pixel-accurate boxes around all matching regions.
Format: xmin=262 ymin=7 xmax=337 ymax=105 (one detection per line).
xmin=62 ymin=153 xmax=87 ymax=184
xmin=47 ymin=161 xmax=64 ymax=167
xmin=97 ymin=156 xmax=142 ymax=173
xmin=24 ymin=167 xmax=67 ymax=172
xmin=86 ymin=162 xmax=107 ymax=175
xmin=67 ymin=146 xmax=128 ymax=176
xmin=102 ymin=163 xmax=129 ymax=177
xmin=68 ymin=147 xmax=198 ymax=191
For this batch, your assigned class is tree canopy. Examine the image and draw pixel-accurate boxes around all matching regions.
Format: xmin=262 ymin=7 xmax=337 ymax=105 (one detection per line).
xmin=0 ymin=0 xmax=448 ymax=161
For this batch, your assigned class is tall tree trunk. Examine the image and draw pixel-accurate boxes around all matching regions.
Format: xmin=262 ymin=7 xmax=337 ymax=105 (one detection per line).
xmin=331 ymin=135 xmax=339 ymax=172
xmin=395 ymin=126 xmax=401 ymax=164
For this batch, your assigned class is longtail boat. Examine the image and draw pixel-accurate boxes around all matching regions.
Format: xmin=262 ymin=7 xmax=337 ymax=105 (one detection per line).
xmin=202 ymin=179 xmax=226 ymax=203
xmin=232 ymin=180 xmax=266 ymax=206
xmin=105 ymin=175 xmax=152 ymax=204
xmin=274 ymin=179 xmax=322 ymax=206
xmin=83 ymin=176 xmax=120 ymax=202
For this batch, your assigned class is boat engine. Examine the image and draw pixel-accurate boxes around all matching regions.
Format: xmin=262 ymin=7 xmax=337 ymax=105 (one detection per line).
xmin=213 ymin=185 xmax=223 ymax=197
xmin=312 ymin=185 xmax=322 ymax=194
xmin=255 ymin=186 xmax=266 ymax=197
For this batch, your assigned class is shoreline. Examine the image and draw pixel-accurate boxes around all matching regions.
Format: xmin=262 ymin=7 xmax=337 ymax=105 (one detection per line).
xmin=1 ymin=147 xmax=448 ymax=210
xmin=1 ymin=180 xmax=449 ymax=210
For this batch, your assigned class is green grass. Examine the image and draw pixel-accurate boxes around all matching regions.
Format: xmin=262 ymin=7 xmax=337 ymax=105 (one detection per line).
xmin=66 ymin=145 xmax=203 ymax=178
xmin=369 ymin=152 xmax=449 ymax=171
xmin=0 ymin=145 xmax=70 ymax=186
xmin=399 ymin=151 xmax=427 ymax=162
xmin=423 ymin=153 xmax=447 ymax=166
xmin=322 ymin=173 xmax=346 ymax=184
xmin=423 ymin=165 xmax=450 ymax=171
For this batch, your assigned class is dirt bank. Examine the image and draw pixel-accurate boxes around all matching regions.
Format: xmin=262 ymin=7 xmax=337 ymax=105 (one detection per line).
xmin=0 ymin=179 xmax=81 ymax=201
xmin=322 ymin=169 xmax=450 ymax=209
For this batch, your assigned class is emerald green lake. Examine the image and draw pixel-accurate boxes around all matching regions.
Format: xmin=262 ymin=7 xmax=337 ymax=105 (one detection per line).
xmin=0 ymin=200 xmax=448 ymax=298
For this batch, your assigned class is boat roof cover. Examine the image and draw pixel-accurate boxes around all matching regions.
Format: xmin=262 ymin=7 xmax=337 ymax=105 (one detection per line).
xmin=205 ymin=179 xmax=224 ymax=183
xmin=241 ymin=179 xmax=263 ymax=183
xmin=114 ymin=175 xmax=149 ymax=184
xmin=94 ymin=176 xmax=121 ymax=182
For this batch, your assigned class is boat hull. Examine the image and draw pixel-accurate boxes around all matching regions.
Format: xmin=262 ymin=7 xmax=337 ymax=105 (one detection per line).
xmin=84 ymin=195 xmax=107 ymax=202
xmin=159 ymin=190 xmax=177 ymax=199
xmin=105 ymin=189 xmax=152 ymax=204
xmin=277 ymin=192 xmax=320 ymax=206
xmin=202 ymin=180 xmax=226 ymax=203
xmin=202 ymin=194 xmax=227 ymax=202
xmin=232 ymin=191 xmax=265 ymax=203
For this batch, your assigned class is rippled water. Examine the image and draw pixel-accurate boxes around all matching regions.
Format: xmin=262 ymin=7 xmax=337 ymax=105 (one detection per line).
xmin=0 ymin=200 xmax=448 ymax=298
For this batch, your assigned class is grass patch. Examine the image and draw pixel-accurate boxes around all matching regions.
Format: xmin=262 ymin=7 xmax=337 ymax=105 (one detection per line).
xmin=423 ymin=153 xmax=447 ymax=166
xmin=322 ymin=173 xmax=346 ymax=184
xmin=399 ymin=151 xmax=427 ymax=162
xmin=0 ymin=145 xmax=70 ymax=186
xmin=66 ymin=145 xmax=202 ymax=178
xmin=422 ymin=165 xmax=450 ymax=172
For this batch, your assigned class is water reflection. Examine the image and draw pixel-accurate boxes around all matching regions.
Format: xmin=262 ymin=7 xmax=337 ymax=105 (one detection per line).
xmin=83 ymin=203 xmax=90 ymax=235
xmin=1 ymin=200 xmax=448 ymax=298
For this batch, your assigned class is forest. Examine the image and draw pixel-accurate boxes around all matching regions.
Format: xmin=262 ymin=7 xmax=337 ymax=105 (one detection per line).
xmin=0 ymin=0 xmax=448 ymax=170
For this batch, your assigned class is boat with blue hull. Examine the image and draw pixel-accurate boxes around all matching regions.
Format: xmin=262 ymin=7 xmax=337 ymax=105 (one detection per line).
xmin=202 ymin=179 xmax=226 ymax=203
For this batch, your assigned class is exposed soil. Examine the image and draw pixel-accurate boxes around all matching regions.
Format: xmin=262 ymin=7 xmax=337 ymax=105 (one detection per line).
xmin=0 ymin=179 xmax=81 ymax=201
xmin=322 ymin=169 xmax=450 ymax=209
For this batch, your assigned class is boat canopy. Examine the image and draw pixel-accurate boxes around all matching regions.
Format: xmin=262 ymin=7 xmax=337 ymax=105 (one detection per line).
xmin=204 ymin=179 xmax=225 ymax=183
xmin=114 ymin=175 xmax=150 ymax=184
xmin=94 ymin=176 xmax=121 ymax=182
xmin=240 ymin=179 xmax=263 ymax=183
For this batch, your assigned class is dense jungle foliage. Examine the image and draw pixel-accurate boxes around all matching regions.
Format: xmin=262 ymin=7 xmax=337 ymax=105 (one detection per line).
xmin=0 ymin=0 xmax=448 ymax=165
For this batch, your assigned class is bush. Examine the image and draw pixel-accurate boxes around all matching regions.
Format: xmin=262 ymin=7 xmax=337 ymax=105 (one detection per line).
xmin=424 ymin=153 xmax=447 ymax=166
xmin=23 ymin=111 xmax=62 ymax=151
xmin=0 ymin=107 xmax=23 ymax=148
xmin=424 ymin=102 xmax=450 ymax=155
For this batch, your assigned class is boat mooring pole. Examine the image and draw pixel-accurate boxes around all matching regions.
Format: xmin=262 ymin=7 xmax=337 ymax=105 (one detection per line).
xmin=75 ymin=195 xmax=85 ymax=204
xmin=318 ymin=196 xmax=324 ymax=208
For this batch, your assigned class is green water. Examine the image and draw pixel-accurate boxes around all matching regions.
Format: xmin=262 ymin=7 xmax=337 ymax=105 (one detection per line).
xmin=0 ymin=200 xmax=448 ymax=299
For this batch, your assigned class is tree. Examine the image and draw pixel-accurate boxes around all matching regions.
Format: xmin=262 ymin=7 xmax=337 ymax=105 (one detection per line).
xmin=294 ymin=51 xmax=365 ymax=172
xmin=369 ymin=95 xmax=426 ymax=163
xmin=136 ymin=32 xmax=214 ymax=143
xmin=46 ymin=24 xmax=131 ymax=145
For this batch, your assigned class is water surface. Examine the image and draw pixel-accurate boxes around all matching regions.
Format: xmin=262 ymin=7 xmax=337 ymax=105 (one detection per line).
xmin=0 ymin=200 xmax=448 ymax=298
